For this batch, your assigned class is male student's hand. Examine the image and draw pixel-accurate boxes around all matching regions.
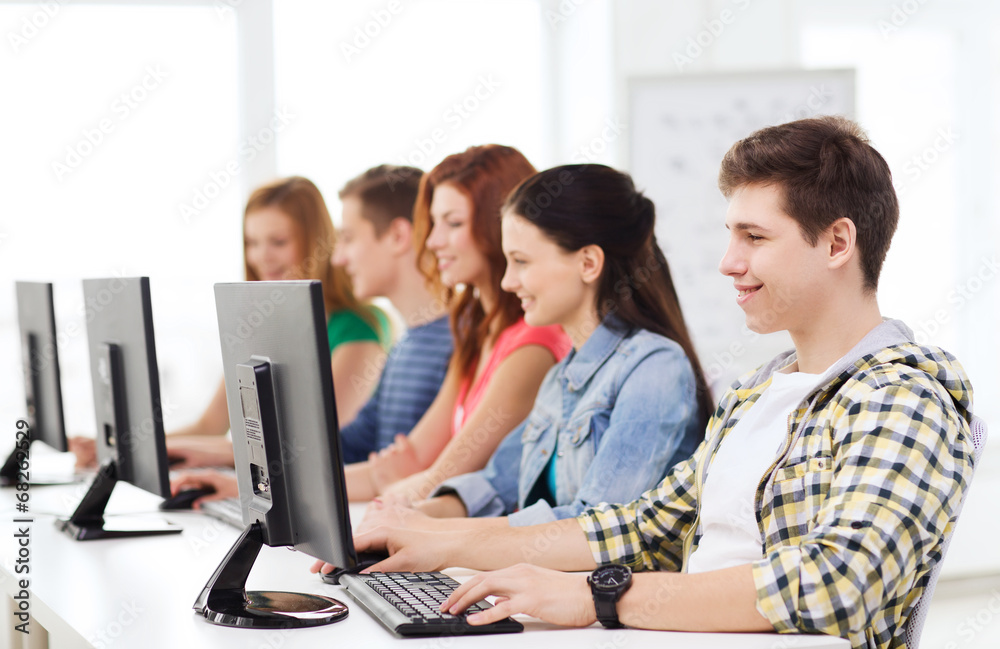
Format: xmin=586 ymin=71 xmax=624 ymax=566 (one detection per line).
xmin=67 ymin=436 xmax=97 ymax=469
xmin=170 ymin=471 xmax=239 ymax=508
xmin=442 ymin=564 xmax=595 ymax=628
xmin=370 ymin=526 xmax=462 ymax=573
xmin=166 ymin=436 xmax=236 ymax=469
xmin=309 ymin=526 xmax=453 ymax=576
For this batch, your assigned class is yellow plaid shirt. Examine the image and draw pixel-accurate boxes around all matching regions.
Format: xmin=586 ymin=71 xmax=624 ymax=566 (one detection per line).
xmin=577 ymin=338 xmax=974 ymax=649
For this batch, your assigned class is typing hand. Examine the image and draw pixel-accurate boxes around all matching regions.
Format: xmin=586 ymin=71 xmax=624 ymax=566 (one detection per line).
xmin=349 ymin=526 xmax=453 ymax=573
xmin=442 ymin=564 xmax=595 ymax=627
xmin=308 ymin=526 xmax=446 ymax=576
xmin=166 ymin=436 xmax=235 ymax=469
xmin=369 ymin=434 xmax=423 ymax=494
xmin=67 ymin=436 xmax=97 ymax=469
xmin=170 ymin=471 xmax=238 ymax=508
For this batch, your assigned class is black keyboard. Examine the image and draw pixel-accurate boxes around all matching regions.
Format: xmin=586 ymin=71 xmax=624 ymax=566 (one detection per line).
xmin=339 ymin=571 xmax=523 ymax=636
xmin=198 ymin=497 xmax=245 ymax=528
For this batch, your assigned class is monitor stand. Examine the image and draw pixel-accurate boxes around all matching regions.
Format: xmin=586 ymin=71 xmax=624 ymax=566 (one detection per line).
xmin=0 ymin=429 xmax=77 ymax=488
xmin=0 ymin=447 xmax=27 ymax=487
xmin=56 ymin=460 xmax=181 ymax=540
xmin=194 ymin=521 xmax=348 ymax=628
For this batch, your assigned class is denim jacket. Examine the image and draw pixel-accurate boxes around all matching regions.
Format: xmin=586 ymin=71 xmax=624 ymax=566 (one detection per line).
xmin=433 ymin=315 xmax=703 ymax=526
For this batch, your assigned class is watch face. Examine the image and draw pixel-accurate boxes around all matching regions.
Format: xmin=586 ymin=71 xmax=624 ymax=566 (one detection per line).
xmin=591 ymin=564 xmax=631 ymax=590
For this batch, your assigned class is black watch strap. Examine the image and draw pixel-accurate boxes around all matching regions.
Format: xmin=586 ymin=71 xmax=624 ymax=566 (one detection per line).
xmin=593 ymin=594 xmax=624 ymax=629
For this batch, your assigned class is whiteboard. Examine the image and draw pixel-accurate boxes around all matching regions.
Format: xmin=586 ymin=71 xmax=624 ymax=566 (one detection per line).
xmin=628 ymin=69 xmax=855 ymax=394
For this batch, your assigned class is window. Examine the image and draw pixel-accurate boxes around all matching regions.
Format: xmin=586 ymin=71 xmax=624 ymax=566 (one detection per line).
xmin=0 ymin=3 xmax=240 ymax=432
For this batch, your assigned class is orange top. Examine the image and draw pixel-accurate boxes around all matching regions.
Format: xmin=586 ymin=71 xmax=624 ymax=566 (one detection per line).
xmin=451 ymin=318 xmax=571 ymax=437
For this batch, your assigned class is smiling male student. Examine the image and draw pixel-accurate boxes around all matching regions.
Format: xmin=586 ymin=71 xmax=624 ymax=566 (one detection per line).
xmin=351 ymin=116 xmax=976 ymax=649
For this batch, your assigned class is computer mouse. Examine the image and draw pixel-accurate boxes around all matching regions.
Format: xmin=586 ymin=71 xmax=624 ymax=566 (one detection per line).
xmin=159 ymin=486 xmax=216 ymax=510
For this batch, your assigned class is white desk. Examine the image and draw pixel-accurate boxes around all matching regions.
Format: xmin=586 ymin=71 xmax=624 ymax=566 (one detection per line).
xmin=0 ymin=481 xmax=849 ymax=649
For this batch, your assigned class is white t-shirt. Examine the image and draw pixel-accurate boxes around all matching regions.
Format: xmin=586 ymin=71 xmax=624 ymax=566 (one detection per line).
xmin=686 ymin=367 xmax=824 ymax=574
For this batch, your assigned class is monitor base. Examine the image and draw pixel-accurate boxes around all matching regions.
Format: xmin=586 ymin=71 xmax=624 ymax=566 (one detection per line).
xmin=56 ymin=517 xmax=182 ymax=541
xmin=194 ymin=521 xmax=348 ymax=629
xmin=57 ymin=459 xmax=181 ymax=540
xmin=1 ymin=476 xmax=79 ymax=488
xmin=199 ymin=590 xmax=348 ymax=628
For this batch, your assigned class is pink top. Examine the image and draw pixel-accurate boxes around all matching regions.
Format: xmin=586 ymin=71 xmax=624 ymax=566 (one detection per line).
xmin=451 ymin=318 xmax=571 ymax=437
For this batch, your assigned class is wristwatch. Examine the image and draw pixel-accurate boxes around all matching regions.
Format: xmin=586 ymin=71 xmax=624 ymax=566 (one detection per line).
xmin=588 ymin=564 xmax=632 ymax=628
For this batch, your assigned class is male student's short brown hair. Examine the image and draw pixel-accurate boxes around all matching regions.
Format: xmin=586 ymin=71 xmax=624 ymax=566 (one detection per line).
xmin=718 ymin=115 xmax=899 ymax=292
xmin=339 ymin=165 xmax=423 ymax=235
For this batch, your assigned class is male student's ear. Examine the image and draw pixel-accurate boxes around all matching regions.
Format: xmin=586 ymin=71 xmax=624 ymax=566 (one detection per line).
xmin=387 ymin=217 xmax=415 ymax=256
xmin=825 ymin=217 xmax=858 ymax=270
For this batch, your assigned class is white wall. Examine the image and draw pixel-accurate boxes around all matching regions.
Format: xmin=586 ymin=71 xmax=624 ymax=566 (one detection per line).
xmin=609 ymin=0 xmax=999 ymax=428
xmin=1 ymin=0 xmax=996 ymax=462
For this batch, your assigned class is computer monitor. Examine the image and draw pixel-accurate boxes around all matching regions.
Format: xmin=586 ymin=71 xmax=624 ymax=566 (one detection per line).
xmin=1 ymin=282 xmax=69 ymax=486
xmin=194 ymin=280 xmax=365 ymax=628
xmin=56 ymin=276 xmax=180 ymax=540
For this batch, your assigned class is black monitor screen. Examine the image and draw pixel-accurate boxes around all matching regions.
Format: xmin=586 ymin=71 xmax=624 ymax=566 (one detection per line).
xmin=83 ymin=277 xmax=171 ymax=498
xmin=15 ymin=281 xmax=67 ymax=452
xmin=214 ymin=280 xmax=355 ymax=566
